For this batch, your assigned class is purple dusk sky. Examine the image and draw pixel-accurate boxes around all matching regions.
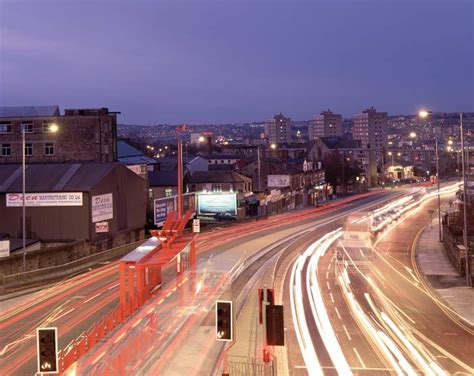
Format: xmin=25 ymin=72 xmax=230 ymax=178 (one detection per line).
xmin=0 ymin=0 xmax=472 ymax=124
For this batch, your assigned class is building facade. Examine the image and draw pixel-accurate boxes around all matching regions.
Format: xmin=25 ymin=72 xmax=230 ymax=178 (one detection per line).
xmin=353 ymin=107 xmax=388 ymax=164
xmin=309 ymin=109 xmax=343 ymax=140
xmin=265 ymin=113 xmax=292 ymax=144
xmin=0 ymin=106 xmax=119 ymax=164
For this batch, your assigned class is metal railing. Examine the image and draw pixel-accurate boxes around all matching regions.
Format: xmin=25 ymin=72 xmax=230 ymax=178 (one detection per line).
xmin=216 ymin=356 xmax=274 ymax=376
xmin=1 ymin=240 xmax=143 ymax=286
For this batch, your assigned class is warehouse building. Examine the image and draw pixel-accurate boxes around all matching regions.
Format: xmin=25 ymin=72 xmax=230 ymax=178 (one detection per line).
xmin=0 ymin=162 xmax=146 ymax=243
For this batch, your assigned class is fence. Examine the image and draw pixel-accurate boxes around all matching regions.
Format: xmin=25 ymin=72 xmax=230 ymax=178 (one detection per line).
xmin=1 ymin=240 xmax=142 ymax=286
xmin=216 ymin=355 xmax=274 ymax=376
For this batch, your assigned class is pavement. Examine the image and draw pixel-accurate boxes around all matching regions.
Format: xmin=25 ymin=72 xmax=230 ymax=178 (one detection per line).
xmin=415 ymin=217 xmax=474 ymax=328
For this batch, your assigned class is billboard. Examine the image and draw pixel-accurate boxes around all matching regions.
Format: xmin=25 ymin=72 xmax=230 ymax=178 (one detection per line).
xmin=268 ymin=175 xmax=290 ymax=188
xmin=197 ymin=193 xmax=237 ymax=215
xmin=154 ymin=193 xmax=195 ymax=226
xmin=91 ymin=193 xmax=113 ymax=223
xmin=6 ymin=192 xmax=83 ymax=207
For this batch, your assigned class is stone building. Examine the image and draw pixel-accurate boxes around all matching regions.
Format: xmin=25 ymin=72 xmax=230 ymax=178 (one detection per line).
xmin=265 ymin=113 xmax=292 ymax=144
xmin=0 ymin=106 xmax=119 ymax=164
xmin=309 ymin=109 xmax=343 ymax=140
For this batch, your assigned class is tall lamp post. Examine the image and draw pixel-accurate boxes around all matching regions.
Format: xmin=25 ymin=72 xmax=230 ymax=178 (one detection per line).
xmin=419 ymin=110 xmax=470 ymax=286
xmin=418 ymin=110 xmax=442 ymax=242
xmin=23 ymin=122 xmax=58 ymax=272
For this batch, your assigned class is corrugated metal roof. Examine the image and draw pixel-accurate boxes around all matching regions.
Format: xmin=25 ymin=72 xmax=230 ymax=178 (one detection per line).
xmin=0 ymin=163 xmax=118 ymax=193
xmin=117 ymin=141 xmax=159 ymax=165
xmin=0 ymin=106 xmax=60 ymax=118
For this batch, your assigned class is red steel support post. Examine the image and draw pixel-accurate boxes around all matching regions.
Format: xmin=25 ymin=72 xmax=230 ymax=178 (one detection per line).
xmin=128 ymin=266 xmax=135 ymax=313
xmin=177 ymin=137 xmax=183 ymax=220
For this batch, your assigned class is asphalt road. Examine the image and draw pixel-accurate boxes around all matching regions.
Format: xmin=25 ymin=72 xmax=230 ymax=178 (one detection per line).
xmin=0 ymin=189 xmax=404 ymax=375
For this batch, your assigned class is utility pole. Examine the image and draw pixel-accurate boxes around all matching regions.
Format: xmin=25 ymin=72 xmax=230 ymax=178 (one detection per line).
xmin=435 ymin=134 xmax=442 ymax=242
xmin=460 ymin=113 xmax=471 ymax=287
xmin=22 ymin=124 xmax=26 ymax=273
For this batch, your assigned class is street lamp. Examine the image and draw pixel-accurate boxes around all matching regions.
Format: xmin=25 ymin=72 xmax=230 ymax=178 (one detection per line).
xmin=418 ymin=110 xmax=442 ymax=243
xmin=270 ymin=143 xmax=277 ymax=150
xmin=22 ymin=123 xmax=58 ymax=272
xmin=409 ymin=131 xmax=417 ymax=139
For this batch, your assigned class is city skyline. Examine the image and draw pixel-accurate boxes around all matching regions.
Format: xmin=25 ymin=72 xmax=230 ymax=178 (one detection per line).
xmin=1 ymin=0 xmax=472 ymax=124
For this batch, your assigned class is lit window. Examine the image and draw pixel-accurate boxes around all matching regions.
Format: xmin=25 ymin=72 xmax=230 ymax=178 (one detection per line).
xmin=1 ymin=143 xmax=11 ymax=156
xmin=25 ymin=143 xmax=33 ymax=156
xmin=0 ymin=122 xmax=12 ymax=133
xmin=165 ymin=188 xmax=173 ymax=197
xmin=44 ymin=143 xmax=54 ymax=156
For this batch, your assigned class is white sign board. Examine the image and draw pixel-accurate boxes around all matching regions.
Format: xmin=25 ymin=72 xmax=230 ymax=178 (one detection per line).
xmin=91 ymin=193 xmax=113 ymax=223
xmin=197 ymin=193 xmax=237 ymax=215
xmin=0 ymin=240 xmax=10 ymax=258
xmin=95 ymin=221 xmax=109 ymax=233
xmin=6 ymin=193 xmax=83 ymax=207
xmin=193 ymin=219 xmax=200 ymax=233
xmin=268 ymin=175 xmax=291 ymax=188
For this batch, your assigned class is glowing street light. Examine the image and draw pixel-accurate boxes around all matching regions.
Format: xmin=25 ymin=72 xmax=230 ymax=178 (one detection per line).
xmin=270 ymin=143 xmax=277 ymax=150
xmin=409 ymin=131 xmax=417 ymax=139
xmin=198 ymin=135 xmax=205 ymax=143
xmin=49 ymin=123 xmax=59 ymax=133
xmin=418 ymin=110 xmax=431 ymax=118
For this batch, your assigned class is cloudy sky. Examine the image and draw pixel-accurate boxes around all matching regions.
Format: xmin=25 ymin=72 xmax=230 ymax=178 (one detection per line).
xmin=0 ymin=0 xmax=472 ymax=124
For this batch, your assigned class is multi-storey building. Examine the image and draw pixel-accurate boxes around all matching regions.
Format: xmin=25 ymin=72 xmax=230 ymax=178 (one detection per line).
xmin=265 ymin=113 xmax=292 ymax=144
xmin=353 ymin=107 xmax=388 ymax=164
xmin=309 ymin=109 xmax=343 ymax=140
xmin=0 ymin=106 xmax=119 ymax=164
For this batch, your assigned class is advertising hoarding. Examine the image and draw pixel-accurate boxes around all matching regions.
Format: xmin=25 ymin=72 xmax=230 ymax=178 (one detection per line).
xmin=6 ymin=192 xmax=83 ymax=207
xmin=197 ymin=193 xmax=237 ymax=215
xmin=91 ymin=193 xmax=113 ymax=223
xmin=154 ymin=193 xmax=195 ymax=226
xmin=267 ymin=175 xmax=290 ymax=188
xmin=95 ymin=221 xmax=109 ymax=233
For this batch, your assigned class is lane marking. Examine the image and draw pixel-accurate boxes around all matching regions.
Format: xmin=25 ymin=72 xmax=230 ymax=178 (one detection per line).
xmin=326 ymin=281 xmax=331 ymax=290
xmin=84 ymin=292 xmax=101 ymax=303
xmin=329 ymin=293 xmax=335 ymax=303
xmin=342 ymin=324 xmax=352 ymax=340
xmin=353 ymin=348 xmax=367 ymax=369
xmin=334 ymin=307 xmax=342 ymax=320
xmin=108 ymin=283 xmax=120 ymax=290
xmin=113 ymin=332 xmax=126 ymax=344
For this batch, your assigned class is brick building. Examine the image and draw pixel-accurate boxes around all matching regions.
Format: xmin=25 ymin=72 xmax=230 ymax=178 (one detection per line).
xmin=309 ymin=109 xmax=343 ymax=140
xmin=265 ymin=113 xmax=292 ymax=144
xmin=0 ymin=106 xmax=119 ymax=164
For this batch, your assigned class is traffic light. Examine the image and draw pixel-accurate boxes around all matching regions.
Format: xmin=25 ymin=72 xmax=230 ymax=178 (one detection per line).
xmin=37 ymin=327 xmax=58 ymax=374
xmin=266 ymin=304 xmax=285 ymax=346
xmin=215 ymin=300 xmax=233 ymax=341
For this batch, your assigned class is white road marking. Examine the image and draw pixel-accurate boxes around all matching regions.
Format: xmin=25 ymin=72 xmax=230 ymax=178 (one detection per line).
xmin=353 ymin=347 xmax=366 ymax=368
xmin=335 ymin=307 xmax=342 ymax=320
xmin=326 ymin=281 xmax=331 ymax=290
xmin=342 ymin=324 xmax=352 ymax=340
xmin=329 ymin=293 xmax=335 ymax=303
xmin=84 ymin=293 xmax=101 ymax=303
xmin=108 ymin=283 xmax=120 ymax=290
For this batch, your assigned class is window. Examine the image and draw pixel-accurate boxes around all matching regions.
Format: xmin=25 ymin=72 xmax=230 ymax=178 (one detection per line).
xmin=0 ymin=122 xmax=12 ymax=133
xmin=213 ymin=184 xmax=222 ymax=192
xmin=44 ymin=143 xmax=54 ymax=156
xmin=25 ymin=143 xmax=33 ymax=156
xmin=2 ymin=143 xmax=11 ymax=157
xmin=165 ymin=188 xmax=173 ymax=197
xmin=22 ymin=122 xmax=34 ymax=133
xmin=42 ymin=122 xmax=55 ymax=133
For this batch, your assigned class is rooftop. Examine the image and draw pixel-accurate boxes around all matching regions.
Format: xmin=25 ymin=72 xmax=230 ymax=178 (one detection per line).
xmin=117 ymin=141 xmax=159 ymax=165
xmin=0 ymin=162 xmax=122 ymax=193
xmin=0 ymin=106 xmax=60 ymax=118
xmin=189 ymin=170 xmax=251 ymax=184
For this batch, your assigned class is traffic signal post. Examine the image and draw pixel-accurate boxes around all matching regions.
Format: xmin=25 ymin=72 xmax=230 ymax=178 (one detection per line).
xmin=36 ymin=327 xmax=58 ymax=374
xmin=215 ymin=300 xmax=235 ymax=376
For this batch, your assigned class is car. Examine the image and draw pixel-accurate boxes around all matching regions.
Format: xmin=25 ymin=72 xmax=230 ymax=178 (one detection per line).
xmin=214 ymin=212 xmax=236 ymax=221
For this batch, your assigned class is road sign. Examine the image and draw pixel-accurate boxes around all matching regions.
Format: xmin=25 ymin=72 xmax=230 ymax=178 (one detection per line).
xmin=193 ymin=219 xmax=200 ymax=233
xmin=266 ymin=305 xmax=285 ymax=346
xmin=0 ymin=240 xmax=10 ymax=258
xmin=37 ymin=327 xmax=58 ymax=374
xmin=216 ymin=300 xmax=233 ymax=341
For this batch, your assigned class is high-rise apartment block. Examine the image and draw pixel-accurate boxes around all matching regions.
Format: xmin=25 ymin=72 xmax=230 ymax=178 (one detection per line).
xmin=0 ymin=106 xmax=119 ymax=164
xmin=353 ymin=107 xmax=388 ymax=160
xmin=265 ymin=113 xmax=292 ymax=144
xmin=309 ymin=109 xmax=343 ymax=139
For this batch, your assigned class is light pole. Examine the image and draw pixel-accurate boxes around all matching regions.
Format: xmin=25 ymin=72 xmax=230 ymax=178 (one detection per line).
xmin=459 ymin=112 xmax=471 ymax=286
xmin=418 ymin=111 xmax=442 ymax=242
xmin=23 ymin=122 xmax=58 ymax=272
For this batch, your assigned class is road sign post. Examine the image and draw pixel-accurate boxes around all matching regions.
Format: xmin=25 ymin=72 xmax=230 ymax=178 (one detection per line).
xmin=37 ymin=327 xmax=58 ymax=374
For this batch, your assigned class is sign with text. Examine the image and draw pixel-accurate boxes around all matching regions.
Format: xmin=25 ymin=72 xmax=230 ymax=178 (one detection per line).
xmin=6 ymin=192 xmax=83 ymax=207
xmin=95 ymin=221 xmax=109 ymax=233
xmin=193 ymin=219 xmax=200 ymax=233
xmin=268 ymin=175 xmax=290 ymax=188
xmin=154 ymin=193 xmax=195 ymax=226
xmin=0 ymin=240 xmax=10 ymax=258
xmin=197 ymin=193 xmax=237 ymax=215
xmin=91 ymin=193 xmax=113 ymax=223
